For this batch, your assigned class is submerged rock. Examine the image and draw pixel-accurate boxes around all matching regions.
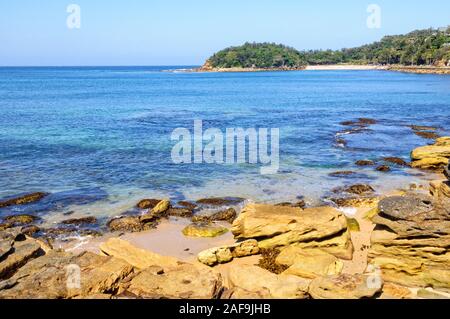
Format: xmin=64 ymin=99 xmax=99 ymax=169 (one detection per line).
xmin=232 ymin=204 xmax=353 ymax=260
xmin=177 ymin=201 xmax=198 ymax=210
xmin=60 ymin=216 xmax=97 ymax=226
xmin=0 ymin=192 xmax=49 ymax=208
xmin=376 ymin=165 xmax=391 ymax=172
xmin=355 ymin=160 xmax=375 ymax=166
xmin=192 ymin=208 xmax=237 ymax=224
xmin=182 ymin=223 xmax=228 ymax=238
xmin=166 ymin=208 xmax=194 ymax=218
xmin=383 ymin=157 xmax=410 ymax=167
xmin=343 ymin=184 xmax=375 ymax=195
xmin=196 ymin=197 xmax=245 ymax=207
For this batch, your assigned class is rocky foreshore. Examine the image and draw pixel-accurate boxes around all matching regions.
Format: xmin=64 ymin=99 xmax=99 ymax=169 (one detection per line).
xmin=1 ymin=138 xmax=450 ymax=299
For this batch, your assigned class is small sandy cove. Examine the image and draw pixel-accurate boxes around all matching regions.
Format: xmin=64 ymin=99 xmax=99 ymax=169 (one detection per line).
xmin=305 ymin=65 xmax=386 ymax=71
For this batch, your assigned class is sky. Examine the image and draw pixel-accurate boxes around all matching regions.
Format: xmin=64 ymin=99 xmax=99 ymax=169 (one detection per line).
xmin=1 ymin=0 xmax=449 ymax=66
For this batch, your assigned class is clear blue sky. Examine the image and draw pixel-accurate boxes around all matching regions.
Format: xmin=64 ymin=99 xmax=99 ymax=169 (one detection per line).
xmin=1 ymin=0 xmax=449 ymax=66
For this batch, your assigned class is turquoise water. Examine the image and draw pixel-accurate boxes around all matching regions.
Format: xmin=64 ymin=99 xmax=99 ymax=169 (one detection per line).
xmin=1 ymin=66 xmax=449 ymax=222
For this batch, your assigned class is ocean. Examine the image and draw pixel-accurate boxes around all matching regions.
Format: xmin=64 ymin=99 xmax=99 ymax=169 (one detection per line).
xmin=1 ymin=66 xmax=449 ymax=224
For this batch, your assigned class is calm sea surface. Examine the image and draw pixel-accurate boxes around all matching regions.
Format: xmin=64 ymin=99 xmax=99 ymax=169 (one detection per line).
xmin=1 ymin=66 xmax=449 ymax=223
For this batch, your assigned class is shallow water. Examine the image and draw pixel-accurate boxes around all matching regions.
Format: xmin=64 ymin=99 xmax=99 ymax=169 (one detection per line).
xmin=0 ymin=66 xmax=449 ymax=222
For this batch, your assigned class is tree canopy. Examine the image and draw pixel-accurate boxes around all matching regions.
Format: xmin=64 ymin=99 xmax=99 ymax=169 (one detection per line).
xmin=206 ymin=42 xmax=306 ymax=69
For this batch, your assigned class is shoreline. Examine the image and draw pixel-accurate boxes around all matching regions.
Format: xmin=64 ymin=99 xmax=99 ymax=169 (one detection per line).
xmin=183 ymin=64 xmax=450 ymax=74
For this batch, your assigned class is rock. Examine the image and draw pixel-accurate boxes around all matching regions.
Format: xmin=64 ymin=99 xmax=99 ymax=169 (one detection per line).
xmin=309 ymin=274 xmax=382 ymax=299
xmin=152 ymin=199 xmax=171 ymax=215
xmin=177 ymin=201 xmax=198 ymax=210
xmin=124 ymin=263 xmax=223 ymax=299
xmin=182 ymin=223 xmax=228 ymax=238
xmin=341 ymin=118 xmax=377 ymax=126
xmin=409 ymin=125 xmax=439 ymax=131
xmin=60 ymin=216 xmax=97 ymax=226
xmin=411 ymin=145 xmax=450 ymax=160
xmin=346 ymin=218 xmax=360 ymax=232
xmin=380 ymin=282 xmax=413 ymax=299
xmin=0 ymin=237 xmax=44 ymax=280
xmin=383 ymin=157 xmax=409 ymax=167
xmin=445 ymin=163 xmax=450 ymax=179
xmin=197 ymin=240 xmax=259 ymax=266
xmin=417 ymin=288 xmax=450 ymax=299
xmin=227 ymin=265 xmax=309 ymax=299
xmin=0 ymin=250 xmax=134 ymax=299
xmin=166 ymin=208 xmax=194 ymax=218
xmin=343 ymin=184 xmax=375 ymax=195
xmin=107 ymin=216 xmax=154 ymax=233
xmin=328 ymin=171 xmax=358 ymax=178
xmin=275 ymin=201 xmax=306 ymax=209
xmin=369 ymin=195 xmax=450 ymax=291
xmin=277 ymin=248 xmax=344 ymax=279
xmin=414 ymin=131 xmax=440 ymax=140
xmin=330 ymin=197 xmax=379 ymax=208
xmin=192 ymin=208 xmax=237 ymax=224
xmin=435 ymin=137 xmax=450 ymax=146
xmin=232 ymin=204 xmax=353 ymax=260
xmin=3 ymin=215 xmax=39 ymax=226
xmin=42 ymin=227 xmax=102 ymax=239
xmin=196 ymin=197 xmax=245 ymax=206
xmin=136 ymin=199 xmax=162 ymax=210
xmin=0 ymin=192 xmax=49 ymax=208
xmin=20 ymin=225 xmax=41 ymax=236
xmin=430 ymin=180 xmax=450 ymax=200
xmin=100 ymin=238 xmax=180 ymax=270
xmin=376 ymin=165 xmax=391 ymax=172
xmin=198 ymin=247 xmax=233 ymax=266
xmin=222 ymin=287 xmax=272 ymax=299
xmin=355 ymin=160 xmax=375 ymax=166
xmin=411 ymin=157 xmax=449 ymax=169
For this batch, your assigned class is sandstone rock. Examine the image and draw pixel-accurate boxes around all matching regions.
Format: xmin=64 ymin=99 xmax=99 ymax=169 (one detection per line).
xmin=278 ymin=248 xmax=344 ymax=279
xmin=0 ymin=237 xmax=43 ymax=280
xmin=380 ymin=282 xmax=413 ymax=299
xmin=99 ymin=238 xmax=180 ymax=270
xmin=232 ymin=204 xmax=353 ymax=260
xmin=417 ymin=288 xmax=450 ymax=299
xmin=369 ymin=195 xmax=450 ymax=291
xmin=182 ymin=223 xmax=228 ymax=238
xmin=136 ymin=199 xmax=162 ymax=209
xmin=346 ymin=218 xmax=361 ymax=232
xmin=124 ymin=263 xmax=223 ymax=299
xmin=309 ymin=274 xmax=382 ymax=299
xmin=152 ymin=199 xmax=171 ymax=215
xmin=430 ymin=180 xmax=450 ymax=200
xmin=222 ymin=287 xmax=272 ymax=299
xmin=331 ymin=197 xmax=379 ymax=208
xmin=275 ymin=201 xmax=306 ymax=209
xmin=411 ymin=157 xmax=449 ymax=169
xmin=0 ymin=250 xmax=134 ymax=299
xmin=227 ymin=265 xmax=309 ymax=299
xmin=435 ymin=137 xmax=450 ymax=146
xmin=0 ymin=192 xmax=49 ymax=208
xmin=414 ymin=131 xmax=440 ymax=140
xmin=411 ymin=145 xmax=450 ymax=160
xmin=197 ymin=240 xmax=259 ymax=266
xmin=198 ymin=247 xmax=233 ymax=266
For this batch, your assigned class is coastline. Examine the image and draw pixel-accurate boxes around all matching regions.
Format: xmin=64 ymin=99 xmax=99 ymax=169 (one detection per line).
xmin=185 ymin=64 xmax=450 ymax=74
